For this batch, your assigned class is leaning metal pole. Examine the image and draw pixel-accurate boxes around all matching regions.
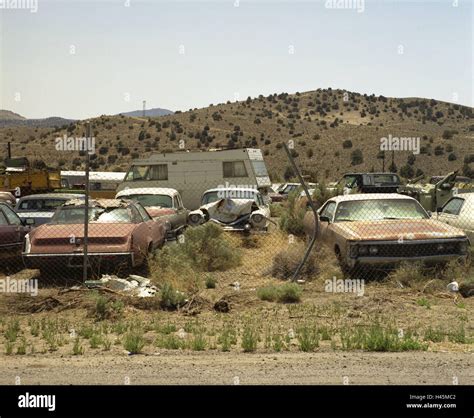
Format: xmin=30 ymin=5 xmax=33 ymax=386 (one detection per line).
xmin=82 ymin=122 xmax=91 ymax=282
xmin=282 ymin=143 xmax=318 ymax=282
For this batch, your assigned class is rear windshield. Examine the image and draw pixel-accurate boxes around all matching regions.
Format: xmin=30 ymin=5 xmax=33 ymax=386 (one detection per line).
xmin=19 ymin=199 xmax=67 ymax=211
xmin=51 ymin=207 xmax=132 ymax=224
xmin=124 ymin=194 xmax=172 ymax=208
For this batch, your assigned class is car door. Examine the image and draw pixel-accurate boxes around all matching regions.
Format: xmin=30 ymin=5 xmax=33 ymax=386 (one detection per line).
xmin=458 ymin=201 xmax=474 ymax=242
xmin=174 ymin=194 xmax=188 ymax=229
xmin=318 ymin=201 xmax=336 ymax=242
xmin=0 ymin=204 xmax=28 ymax=257
xmin=134 ymin=203 xmax=164 ymax=250
xmin=438 ymin=197 xmax=464 ymax=230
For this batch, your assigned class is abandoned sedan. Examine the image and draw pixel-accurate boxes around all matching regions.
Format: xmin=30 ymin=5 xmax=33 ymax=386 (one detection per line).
xmin=15 ymin=193 xmax=85 ymax=227
xmin=116 ymin=187 xmax=189 ymax=239
xmin=436 ymin=193 xmax=474 ymax=242
xmin=303 ymin=193 xmax=469 ymax=272
xmin=187 ymin=188 xmax=270 ymax=232
xmin=22 ymin=199 xmax=166 ymax=275
xmin=0 ymin=202 xmax=31 ymax=263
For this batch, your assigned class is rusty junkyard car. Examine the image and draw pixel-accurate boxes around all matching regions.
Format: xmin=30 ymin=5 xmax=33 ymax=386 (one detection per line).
xmin=15 ymin=193 xmax=85 ymax=227
xmin=22 ymin=199 xmax=166 ymax=275
xmin=398 ymin=171 xmax=474 ymax=212
xmin=115 ymin=187 xmax=188 ymax=239
xmin=304 ymin=193 xmax=470 ymax=273
xmin=188 ymin=188 xmax=270 ymax=233
xmin=0 ymin=202 xmax=31 ymax=263
xmin=436 ymin=193 xmax=474 ymax=242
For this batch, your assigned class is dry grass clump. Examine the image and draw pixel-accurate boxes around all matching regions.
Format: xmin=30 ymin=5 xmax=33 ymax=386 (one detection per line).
xmin=149 ymin=223 xmax=242 ymax=292
xmin=270 ymin=242 xmax=341 ymax=281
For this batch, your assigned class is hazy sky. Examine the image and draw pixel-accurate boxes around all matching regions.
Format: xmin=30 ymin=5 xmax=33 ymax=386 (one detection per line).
xmin=0 ymin=0 xmax=472 ymax=119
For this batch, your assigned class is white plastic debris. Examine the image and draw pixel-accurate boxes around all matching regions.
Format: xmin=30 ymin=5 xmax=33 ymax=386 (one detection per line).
xmin=177 ymin=328 xmax=187 ymax=339
xmin=129 ymin=275 xmax=151 ymax=287
xmin=447 ymin=281 xmax=459 ymax=292
xmin=288 ymin=328 xmax=295 ymax=339
xmin=231 ymin=281 xmax=240 ymax=291
xmin=98 ymin=274 xmax=158 ymax=297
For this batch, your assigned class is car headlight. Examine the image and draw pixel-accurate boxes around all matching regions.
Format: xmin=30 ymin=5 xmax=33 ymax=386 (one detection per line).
xmin=369 ymin=246 xmax=378 ymax=255
xmin=250 ymin=213 xmax=265 ymax=227
xmin=188 ymin=213 xmax=203 ymax=225
xmin=350 ymin=244 xmax=359 ymax=258
xmin=358 ymin=245 xmax=369 ymax=256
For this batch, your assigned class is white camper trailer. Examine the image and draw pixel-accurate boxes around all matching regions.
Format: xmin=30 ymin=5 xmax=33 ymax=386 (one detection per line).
xmin=116 ymin=148 xmax=272 ymax=209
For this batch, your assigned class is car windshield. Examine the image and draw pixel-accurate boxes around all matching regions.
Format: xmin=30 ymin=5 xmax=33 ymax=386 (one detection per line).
xmin=334 ymin=199 xmax=429 ymax=222
xmin=202 ymin=190 xmax=257 ymax=205
xmin=124 ymin=194 xmax=172 ymax=208
xmin=51 ymin=207 xmax=132 ymax=224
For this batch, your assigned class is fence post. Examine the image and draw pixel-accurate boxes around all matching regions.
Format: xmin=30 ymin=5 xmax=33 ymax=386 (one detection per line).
xmin=83 ymin=123 xmax=91 ymax=282
xmin=282 ymin=143 xmax=319 ymax=282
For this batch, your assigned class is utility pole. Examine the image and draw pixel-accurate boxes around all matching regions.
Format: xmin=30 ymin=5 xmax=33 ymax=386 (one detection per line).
xmin=82 ymin=122 xmax=91 ymax=282
xmin=7 ymin=142 xmax=11 ymax=159
xmin=143 ymin=100 xmax=146 ymax=118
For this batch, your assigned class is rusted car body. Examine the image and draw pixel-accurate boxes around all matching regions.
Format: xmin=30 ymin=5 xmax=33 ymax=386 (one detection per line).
xmin=188 ymin=188 xmax=270 ymax=233
xmin=22 ymin=199 xmax=166 ymax=274
xmin=0 ymin=202 xmax=31 ymax=263
xmin=304 ymin=193 xmax=469 ymax=272
xmin=436 ymin=193 xmax=474 ymax=242
xmin=115 ymin=187 xmax=188 ymax=239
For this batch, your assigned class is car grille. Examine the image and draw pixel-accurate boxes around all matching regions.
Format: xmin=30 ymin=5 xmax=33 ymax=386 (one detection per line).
xmin=375 ymin=242 xmax=461 ymax=258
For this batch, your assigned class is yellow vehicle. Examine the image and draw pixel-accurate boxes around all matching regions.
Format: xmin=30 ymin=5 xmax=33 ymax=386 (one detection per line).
xmin=0 ymin=158 xmax=61 ymax=196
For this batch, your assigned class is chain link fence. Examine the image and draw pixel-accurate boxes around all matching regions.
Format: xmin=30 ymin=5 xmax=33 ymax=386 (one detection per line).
xmin=0 ymin=143 xmax=472 ymax=301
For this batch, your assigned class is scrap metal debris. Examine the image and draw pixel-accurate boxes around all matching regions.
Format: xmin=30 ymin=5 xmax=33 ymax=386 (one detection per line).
xmin=87 ymin=274 xmax=158 ymax=297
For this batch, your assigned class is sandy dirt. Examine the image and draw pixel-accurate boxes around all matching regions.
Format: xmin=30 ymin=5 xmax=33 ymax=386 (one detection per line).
xmin=1 ymin=351 xmax=473 ymax=385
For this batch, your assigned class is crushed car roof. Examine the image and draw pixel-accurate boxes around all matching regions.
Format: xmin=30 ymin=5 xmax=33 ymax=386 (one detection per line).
xmin=63 ymin=198 xmax=131 ymax=208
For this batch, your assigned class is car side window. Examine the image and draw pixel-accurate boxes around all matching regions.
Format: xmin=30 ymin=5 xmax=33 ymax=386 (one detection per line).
xmin=2 ymin=205 xmax=22 ymax=225
xmin=173 ymin=196 xmax=179 ymax=209
xmin=0 ymin=210 xmax=8 ymax=225
xmin=135 ymin=204 xmax=151 ymax=222
xmin=442 ymin=198 xmax=464 ymax=216
xmin=320 ymin=202 xmax=336 ymax=220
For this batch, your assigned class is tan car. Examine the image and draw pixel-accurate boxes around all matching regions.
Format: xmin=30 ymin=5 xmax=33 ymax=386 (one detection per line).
xmin=436 ymin=193 xmax=474 ymax=242
xmin=304 ymin=193 xmax=470 ymax=272
xmin=23 ymin=199 xmax=166 ymax=275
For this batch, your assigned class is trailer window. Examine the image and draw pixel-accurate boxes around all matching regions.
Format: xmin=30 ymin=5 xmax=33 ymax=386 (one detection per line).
xmin=251 ymin=160 xmax=268 ymax=177
xmin=148 ymin=164 xmax=168 ymax=180
xmin=125 ymin=164 xmax=168 ymax=181
xmin=223 ymin=161 xmax=247 ymax=178
xmin=125 ymin=166 xmax=149 ymax=181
